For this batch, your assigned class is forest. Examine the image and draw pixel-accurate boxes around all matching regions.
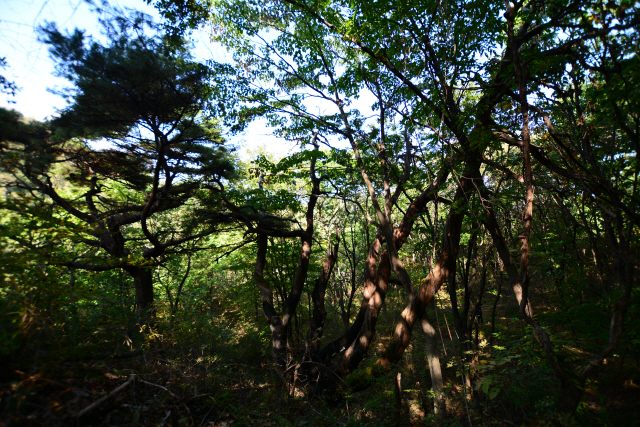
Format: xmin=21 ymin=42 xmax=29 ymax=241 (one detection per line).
xmin=0 ymin=0 xmax=638 ymax=425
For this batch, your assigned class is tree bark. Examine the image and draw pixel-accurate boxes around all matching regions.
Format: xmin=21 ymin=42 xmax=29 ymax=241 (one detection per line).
xmin=254 ymin=233 xmax=288 ymax=368
xmin=315 ymin=235 xmax=383 ymax=365
xmin=482 ymin=205 xmax=533 ymax=316
xmin=315 ymin=169 xmax=451 ymax=383
xmin=327 ymin=237 xmax=389 ymax=377
xmin=377 ymin=177 xmax=471 ymax=368
xmin=394 ymin=371 xmax=402 ymax=427
xmin=132 ymin=267 xmax=154 ymax=316
xmin=422 ymin=310 xmax=446 ymax=426
xmin=306 ymin=235 xmax=340 ymax=357
xmin=469 ymin=250 xmax=489 ymax=346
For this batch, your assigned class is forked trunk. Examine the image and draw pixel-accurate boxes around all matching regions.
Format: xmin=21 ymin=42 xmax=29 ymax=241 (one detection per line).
xmin=306 ymin=236 xmax=339 ymax=357
xmin=377 ymin=179 xmax=470 ymax=368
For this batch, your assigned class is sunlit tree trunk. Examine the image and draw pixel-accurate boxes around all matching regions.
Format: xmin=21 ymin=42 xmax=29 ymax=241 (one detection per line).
xmin=422 ymin=310 xmax=446 ymax=426
xmin=377 ymin=178 xmax=470 ymax=368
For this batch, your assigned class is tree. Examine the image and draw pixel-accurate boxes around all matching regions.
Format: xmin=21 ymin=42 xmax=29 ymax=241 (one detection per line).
xmin=0 ymin=57 xmax=18 ymax=98
xmin=0 ymin=12 xmax=234 ymax=316
xmin=155 ymin=0 xmax=637 ymax=413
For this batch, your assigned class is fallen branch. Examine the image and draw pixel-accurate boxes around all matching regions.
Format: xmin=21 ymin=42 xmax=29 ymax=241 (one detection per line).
xmin=140 ymin=379 xmax=176 ymax=397
xmin=76 ymin=374 xmax=136 ymax=418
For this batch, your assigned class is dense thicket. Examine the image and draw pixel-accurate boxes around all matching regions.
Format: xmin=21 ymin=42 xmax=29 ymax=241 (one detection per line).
xmin=0 ymin=1 xmax=638 ymax=425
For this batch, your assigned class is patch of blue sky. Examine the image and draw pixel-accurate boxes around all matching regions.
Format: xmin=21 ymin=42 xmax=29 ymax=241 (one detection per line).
xmin=0 ymin=0 xmax=297 ymax=159
xmin=0 ymin=0 xmax=163 ymax=120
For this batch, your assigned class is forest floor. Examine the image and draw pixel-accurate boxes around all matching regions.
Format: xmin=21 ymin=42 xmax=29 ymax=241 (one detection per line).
xmin=1 ymin=295 xmax=639 ymax=426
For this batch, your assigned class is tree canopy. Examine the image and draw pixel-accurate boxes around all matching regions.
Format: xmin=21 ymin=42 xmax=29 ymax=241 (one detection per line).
xmin=2 ymin=12 xmax=235 ymax=314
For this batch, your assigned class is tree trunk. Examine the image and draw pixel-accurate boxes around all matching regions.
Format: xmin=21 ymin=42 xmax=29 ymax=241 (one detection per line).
xmin=394 ymin=371 xmax=402 ymax=427
xmin=314 ymin=169 xmax=449 ymax=389
xmin=254 ymin=137 xmax=322 ymax=373
xmin=306 ymin=235 xmax=339 ymax=357
xmin=422 ymin=310 xmax=446 ymax=426
xmin=254 ymin=233 xmax=288 ymax=370
xmin=133 ymin=267 xmax=154 ymax=316
xmin=469 ymin=251 xmax=489 ymax=344
xmin=446 ymin=262 xmax=465 ymax=341
xmin=482 ymin=205 xmax=533 ymax=316
xmin=325 ymin=236 xmax=388 ymax=376
xmin=377 ymin=178 xmax=470 ymax=369
xmin=171 ymin=252 xmax=192 ymax=319
xmin=483 ymin=201 xmax=584 ymax=413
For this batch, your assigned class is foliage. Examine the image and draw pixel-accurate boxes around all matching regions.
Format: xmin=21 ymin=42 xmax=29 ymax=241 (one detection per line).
xmin=1 ymin=0 xmax=639 ymax=425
